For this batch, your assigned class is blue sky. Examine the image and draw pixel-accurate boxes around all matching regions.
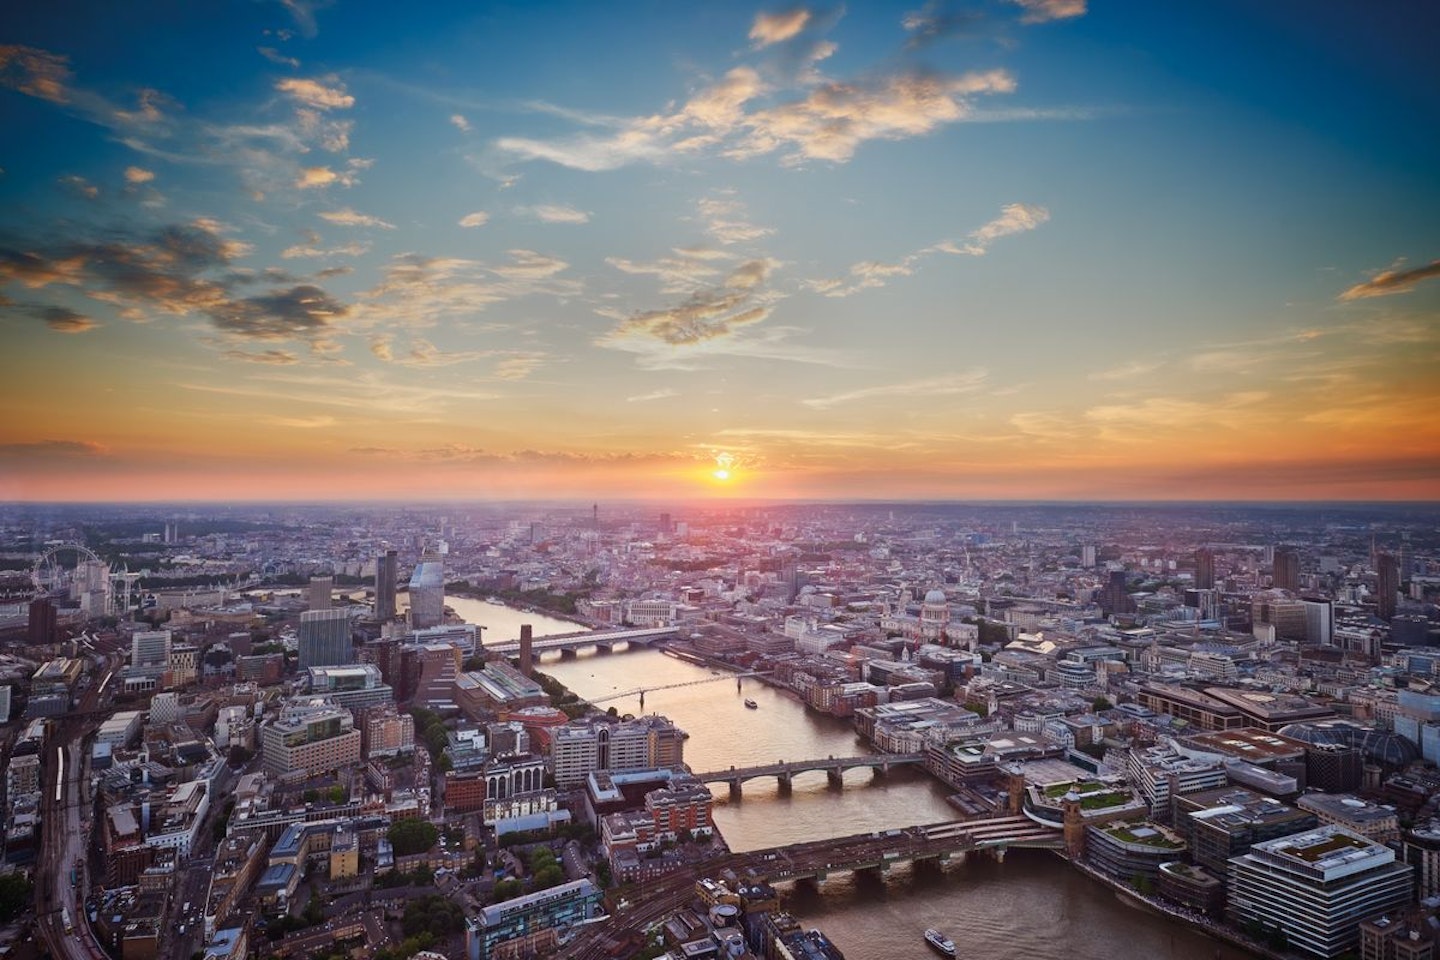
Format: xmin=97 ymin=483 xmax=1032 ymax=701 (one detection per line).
xmin=1 ymin=1 xmax=1437 ymax=501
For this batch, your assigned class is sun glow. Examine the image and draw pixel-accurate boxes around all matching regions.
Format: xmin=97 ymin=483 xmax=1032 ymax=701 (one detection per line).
xmin=713 ymin=469 xmax=730 ymax=481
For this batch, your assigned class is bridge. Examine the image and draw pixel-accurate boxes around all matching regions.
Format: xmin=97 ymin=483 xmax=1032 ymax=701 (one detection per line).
xmin=690 ymin=753 xmax=926 ymax=794
xmin=587 ymin=672 xmax=768 ymax=709
xmin=748 ymin=815 xmax=1065 ymax=883
xmin=557 ymin=816 xmax=1061 ymax=959
xmin=486 ymin=626 xmax=679 ymax=657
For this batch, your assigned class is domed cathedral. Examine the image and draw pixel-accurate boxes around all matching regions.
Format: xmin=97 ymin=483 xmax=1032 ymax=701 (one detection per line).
xmin=920 ymin=588 xmax=951 ymax=643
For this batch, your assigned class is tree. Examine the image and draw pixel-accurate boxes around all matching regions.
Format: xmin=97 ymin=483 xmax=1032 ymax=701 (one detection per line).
xmin=1092 ymin=696 xmax=1113 ymax=712
xmin=327 ymin=785 xmax=347 ymax=804
xmin=492 ymin=878 xmax=522 ymax=902
xmin=0 ymin=873 xmax=32 ymax=921
xmin=387 ymin=819 xmax=439 ymax=856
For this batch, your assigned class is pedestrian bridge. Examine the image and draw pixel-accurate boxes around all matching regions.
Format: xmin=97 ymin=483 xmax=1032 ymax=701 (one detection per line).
xmin=486 ymin=626 xmax=679 ymax=656
xmin=689 ymin=753 xmax=926 ymax=794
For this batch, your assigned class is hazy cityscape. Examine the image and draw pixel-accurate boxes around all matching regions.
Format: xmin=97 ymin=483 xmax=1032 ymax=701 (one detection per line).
xmin=3 ymin=1 xmax=1439 ymax=959
xmin=0 ymin=500 xmax=1432 ymax=960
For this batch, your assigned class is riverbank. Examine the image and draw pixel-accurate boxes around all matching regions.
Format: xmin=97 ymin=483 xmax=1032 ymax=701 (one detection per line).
xmin=1067 ymin=855 xmax=1285 ymax=959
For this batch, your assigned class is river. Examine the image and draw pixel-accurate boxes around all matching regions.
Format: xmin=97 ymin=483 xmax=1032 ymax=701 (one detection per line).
xmin=539 ymin=647 xmax=1254 ymax=960
xmin=395 ymin=592 xmax=583 ymax=643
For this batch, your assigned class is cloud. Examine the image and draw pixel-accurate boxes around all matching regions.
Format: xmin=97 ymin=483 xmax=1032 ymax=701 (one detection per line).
xmin=281 ymin=234 xmax=369 ymax=258
xmin=1088 ymin=360 xmax=1164 ymax=381
xmin=495 ymin=24 xmax=1018 ymax=171
xmin=208 ymin=284 xmax=348 ymax=340
xmin=295 ymin=158 xmax=368 ymax=189
xmin=517 ymin=204 xmax=590 ymax=224
xmin=0 ymin=439 xmax=106 ymax=460
xmin=279 ymin=0 xmax=331 ymax=38
xmin=124 ymin=166 xmax=155 ymax=184
xmin=0 ymin=44 xmax=71 ymax=103
xmin=0 ymin=219 xmax=352 ymax=344
xmin=1337 ymin=260 xmax=1440 ymax=301
xmin=600 ymin=259 xmax=781 ymax=347
xmin=258 ymin=46 xmax=300 ymax=68
xmin=750 ymin=9 xmax=813 ymax=48
xmin=458 ymin=211 xmax=490 ymax=228
xmin=490 ymin=249 xmax=569 ymax=279
xmin=58 ymin=175 xmax=99 ymax=199
xmin=275 ymin=76 xmax=353 ymax=110
xmin=698 ymin=196 xmax=775 ymax=245
xmin=1009 ymin=0 xmax=1087 ymax=24
xmin=802 ymin=369 xmax=988 ymax=408
xmin=807 ymin=202 xmax=1049 ymax=296
xmin=318 ymin=207 xmax=394 ymax=228
xmin=492 ymin=353 xmax=546 ymax=380
xmin=369 ymin=335 xmax=393 ymax=361
xmin=627 ymin=388 xmax=679 ymax=403
xmin=35 ymin=305 xmax=99 ymax=333
xmin=450 ymin=113 xmax=472 ymax=132
xmin=607 ymin=247 xmax=728 ymax=293
xmin=223 ymin=348 xmax=300 ymax=364
xmin=937 ymin=202 xmax=1050 ymax=255
xmin=902 ymin=2 xmax=986 ymax=48
xmin=355 ymin=250 xmax=577 ymax=329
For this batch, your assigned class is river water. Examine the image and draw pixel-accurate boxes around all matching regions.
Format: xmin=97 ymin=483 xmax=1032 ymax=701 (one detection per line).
xmin=395 ymin=592 xmax=583 ymax=643
xmin=539 ymin=646 xmax=1254 ymax=960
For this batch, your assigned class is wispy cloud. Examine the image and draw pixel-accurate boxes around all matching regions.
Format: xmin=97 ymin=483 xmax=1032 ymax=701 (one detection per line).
xmin=1008 ymin=0 xmax=1087 ymax=25
xmin=808 ymin=202 xmax=1049 ymax=297
xmin=1088 ymin=360 xmax=1163 ymax=381
xmin=450 ymin=113 xmax=472 ymax=133
xmin=318 ymin=208 xmax=394 ymax=229
xmin=493 ymin=16 xmax=1018 ymax=171
xmin=626 ymin=388 xmax=678 ymax=403
xmin=698 ymin=195 xmax=774 ymax=245
xmin=516 ymin=203 xmax=590 ymax=224
xmin=935 ymin=203 xmax=1050 ymax=256
xmin=458 ymin=211 xmax=490 ymax=228
xmin=750 ymin=9 xmax=812 ymax=48
xmin=123 ymin=166 xmax=155 ymax=184
xmin=1338 ymin=260 xmax=1440 ymax=301
xmin=803 ymin=369 xmax=988 ymax=408
xmin=224 ymin=348 xmax=300 ymax=364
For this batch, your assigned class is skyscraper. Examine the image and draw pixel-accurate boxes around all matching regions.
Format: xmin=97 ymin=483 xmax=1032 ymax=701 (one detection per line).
xmin=374 ymin=549 xmax=398 ymax=621
xmin=309 ymin=575 xmax=333 ymax=611
xmin=408 ymin=552 xmax=445 ymax=629
xmin=1101 ymin=569 xmax=1132 ymax=616
xmin=27 ymin=599 xmax=57 ymax=646
xmin=1376 ymin=553 xmax=1400 ymax=621
xmin=299 ymin=608 xmax=353 ymax=669
xmin=1194 ymin=548 xmax=1216 ymax=591
xmin=1273 ymin=547 xmax=1301 ymax=592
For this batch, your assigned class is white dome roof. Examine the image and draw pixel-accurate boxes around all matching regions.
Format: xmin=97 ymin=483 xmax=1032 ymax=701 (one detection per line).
xmin=924 ymin=589 xmax=947 ymax=604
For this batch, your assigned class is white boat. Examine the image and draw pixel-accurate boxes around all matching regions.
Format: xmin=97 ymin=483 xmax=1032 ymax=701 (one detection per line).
xmin=744 ymin=698 xmax=759 ymax=709
xmin=924 ymin=929 xmax=956 ymax=957
xmin=484 ymin=597 xmax=506 ymax=606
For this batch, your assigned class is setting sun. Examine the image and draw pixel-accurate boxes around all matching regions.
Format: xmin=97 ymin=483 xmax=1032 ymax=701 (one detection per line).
xmin=713 ymin=469 xmax=730 ymax=482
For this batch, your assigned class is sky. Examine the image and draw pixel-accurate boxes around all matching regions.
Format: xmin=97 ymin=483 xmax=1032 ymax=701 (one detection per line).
xmin=1 ymin=0 xmax=1438 ymax=503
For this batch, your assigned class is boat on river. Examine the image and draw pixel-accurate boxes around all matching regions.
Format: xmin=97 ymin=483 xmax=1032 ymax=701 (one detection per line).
xmin=744 ymin=698 xmax=759 ymax=709
xmin=924 ymin=929 xmax=956 ymax=957
xmin=484 ymin=597 xmax=506 ymax=606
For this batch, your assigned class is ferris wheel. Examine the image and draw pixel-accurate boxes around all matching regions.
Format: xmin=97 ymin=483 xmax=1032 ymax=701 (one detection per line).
xmin=31 ymin=543 xmax=107 ymax=599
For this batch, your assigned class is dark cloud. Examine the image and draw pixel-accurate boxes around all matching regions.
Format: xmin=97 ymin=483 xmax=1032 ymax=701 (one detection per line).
xmin=36 ymin=305 xmax=98 ymax=333
xmin=0 ymin=439 xmax=106 ymax=460
xmin=1338 ymin=260 xmax=1440 ymax=301
xmin=603 ymin=258 xmax=779 ymax=346
xmin=222 ymin=348 xmax=300 ymax=364
xmin=902 ymin=2 xmax=987 ymax=49
xmin=0 ymin=220 xmax=349 ymax=342
xmin=210 ymin=284 xmax=348 ymax=340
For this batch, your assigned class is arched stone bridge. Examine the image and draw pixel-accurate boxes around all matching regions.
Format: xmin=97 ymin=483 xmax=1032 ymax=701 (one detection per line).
xmin=689 ymin=753 xmax=926 ymax=794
